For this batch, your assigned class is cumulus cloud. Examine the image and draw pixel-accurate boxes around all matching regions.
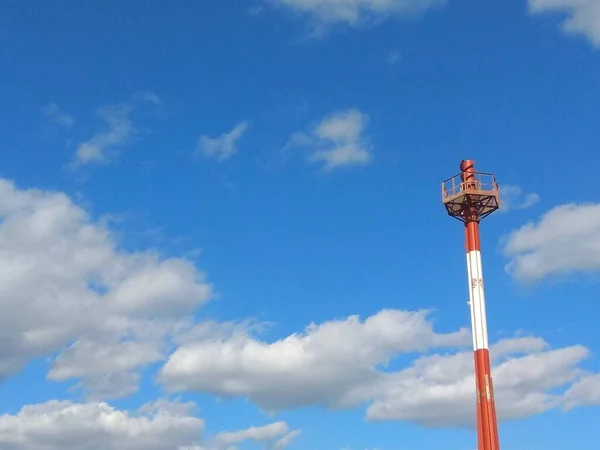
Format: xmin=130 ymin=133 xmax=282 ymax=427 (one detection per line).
xmin=160 ymin=307 xmax=600 ymax=426
xmin=0 ymin=399 xmax=298 ymax=450
xmin=71 ymin=104 xmax=134 ymax=167
xmin=366 ymin=339 xmax=590 ymax=426
xmin=498 ymin=185 xmax=540 ymax=213
xmin=0 ymin=399 xmax=203 ymax=450
xmin=42 ymin=103 xmax=74 ymax=127
xmin=563 ymin=373 xmax=600 ymax=409
xmin=503 ymin=203 xmax=600 ymax=283
xmin=1 ymin=177 xmax=599 ymax=429
xmin=286 ymin=108 xmax=372 ymax=171
xmin=197 ymin=122 xmax=249 ymax=162
xmin=528 ymin=0 xmax=600 ymax=47
xmin=0 ymin=178 xmax=211 ymax=397
xmin=266 ymin=0 xmax=445 ymax=32
xmin=159 ymin=309 xmax=470 ymax=411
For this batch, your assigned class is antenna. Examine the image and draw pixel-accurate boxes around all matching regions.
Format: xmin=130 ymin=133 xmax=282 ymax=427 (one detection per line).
xmin=442 ymin=160 xmax=501 ymax=450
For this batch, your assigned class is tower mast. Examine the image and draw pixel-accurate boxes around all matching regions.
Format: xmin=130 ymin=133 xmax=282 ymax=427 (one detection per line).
xmin=442 ymin=160 xmax=501 ymax=450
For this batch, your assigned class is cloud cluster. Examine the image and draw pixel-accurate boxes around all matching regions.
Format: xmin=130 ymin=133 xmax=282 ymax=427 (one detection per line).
xmin=503 ymin=203 xmax=600 ymax=283
xmin=529 ymin=0 xmax=600 ymax=47
xmin=0 ymin=178 xmax=211 ymax=397
xmin=0 ymin=399 xmax=298 ymax=450
xmin=269 ymin=0 xmax=600 ymax=46
xmin=287 ymin=108 xmax=372 ymax=171
xmin=267 ymin=0 xmax=444 ymax=31
xmin=1 ymin=178 xmax=599 ymax=433
xmin=160 ymin=309 xmax=470 ymax=410
xmin=366 ymin=337 xmax=590 ymax=426
xmin=160 ymin=310 xmax=598 ymax=427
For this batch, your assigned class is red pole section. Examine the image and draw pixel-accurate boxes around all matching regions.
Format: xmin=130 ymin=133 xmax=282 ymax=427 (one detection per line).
xmin=461 ymin=160 xmax=500 ymax=450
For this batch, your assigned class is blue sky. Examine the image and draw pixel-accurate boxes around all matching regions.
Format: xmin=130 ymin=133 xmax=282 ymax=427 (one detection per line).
xmin=0 ymin=0 xmax=599 ymax=449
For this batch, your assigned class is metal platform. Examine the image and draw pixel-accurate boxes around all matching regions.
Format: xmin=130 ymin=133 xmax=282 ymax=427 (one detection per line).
xmin=442 ymin=171 xmax=500 ymax=222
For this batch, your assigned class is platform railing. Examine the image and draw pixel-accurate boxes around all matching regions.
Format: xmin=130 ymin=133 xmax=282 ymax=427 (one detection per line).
xmin=442 ymin=172 xmax=499 ymax=203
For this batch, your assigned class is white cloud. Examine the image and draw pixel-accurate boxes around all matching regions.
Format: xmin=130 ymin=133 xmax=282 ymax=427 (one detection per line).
xmin=503 ymin=203 xmax=600 ymax=282
xmin=0 ymin=178 xmax=211 ymax=397
xmin=42 ymin=103 xmax=75 ymax=127
xmin=0 ymin=399 xmax=298 ymax=450
xmin=0 ymin=399 xmax=203 ymax=450
xmin=498 ymin=185 xmax=540 ymax=213
xmin=213 ymin=422 xmax=300 ymax=450
xmin=286 ymin=108 xmax=372 ymax=171
xmin=528 ymin=0 xmax=600 ymax=47
xmin=67 ymin=93 xmax=162 ymax=168
xmin=365 ymin=339 xmax=590 ymax=426
xmin=197 ymin=122 xmax=249 ymax=162
xmin=72 ymin=104 xmax=134 ymax=167
xmin=563 ymin=373 xmax=600 ymax=409
xmin=266 ymin=0 xmax=444 ymax=32
xmin=160 ymin=309 xmax=469 ymax=410
xmin=273 ymin=430 xmax=302 ymax=450
xmin=160 ymin=306 xmax=600 ymax=427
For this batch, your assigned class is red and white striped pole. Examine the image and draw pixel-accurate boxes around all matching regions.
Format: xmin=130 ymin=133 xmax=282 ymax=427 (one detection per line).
xmin=461 ymin=160 xmax=500 ymax=450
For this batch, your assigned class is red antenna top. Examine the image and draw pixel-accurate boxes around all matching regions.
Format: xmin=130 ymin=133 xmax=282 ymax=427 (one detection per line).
xmin=442 ymin=160 xmax=500 ymax=223
xmin=460 ymin=159 xmax=475 ymax=177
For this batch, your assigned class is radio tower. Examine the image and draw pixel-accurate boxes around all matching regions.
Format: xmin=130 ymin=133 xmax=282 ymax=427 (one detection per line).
xmin=442 ymin=160 xmax=501 ymax=450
